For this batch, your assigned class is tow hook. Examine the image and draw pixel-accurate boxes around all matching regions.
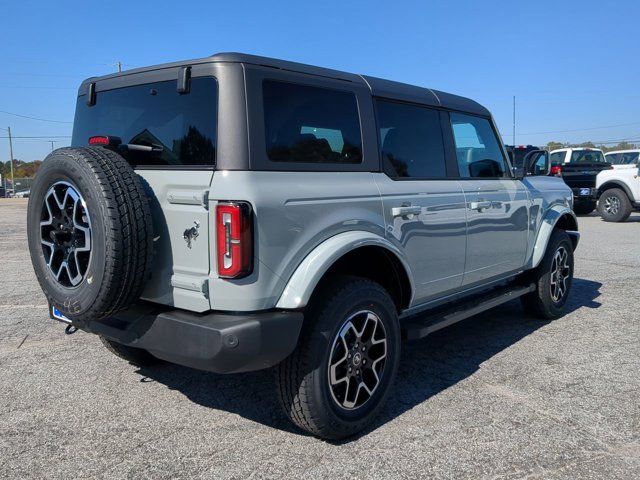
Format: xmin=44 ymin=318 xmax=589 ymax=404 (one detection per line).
xmin=65 ymin=324 xmax=78 ymax=335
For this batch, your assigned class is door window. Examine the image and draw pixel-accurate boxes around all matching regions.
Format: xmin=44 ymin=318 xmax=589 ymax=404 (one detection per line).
xmin=375 ymin=100 xmax=447 ymax=178
xmin=450 ymin=113 xmax=507 ymax=178
xmin=620 ymin=152 xmax=639 ymax=164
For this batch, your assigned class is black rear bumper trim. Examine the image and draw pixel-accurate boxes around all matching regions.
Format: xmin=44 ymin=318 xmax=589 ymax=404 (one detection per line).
xmin=81 ymin=304 xmax=304 ymax=374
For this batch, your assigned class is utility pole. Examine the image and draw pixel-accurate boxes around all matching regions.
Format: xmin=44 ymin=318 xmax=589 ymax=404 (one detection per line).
xmin=512 ymin=96 xmax=516 ymax=146
xmin=49 ymin=140 xmax=55 ymax=152
xmin=117 ymin=61 xmax=122 ymax=73
xmin=7 ymin=126 xmax=15 ymax=195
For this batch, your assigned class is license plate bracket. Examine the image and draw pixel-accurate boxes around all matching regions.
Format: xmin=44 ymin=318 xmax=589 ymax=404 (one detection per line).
xmin=50 ymin=304 xmax=72 ymax=324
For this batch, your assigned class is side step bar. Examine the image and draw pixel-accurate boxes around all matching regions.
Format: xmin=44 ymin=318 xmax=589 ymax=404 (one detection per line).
xmin=402 ymin=283 xmax=536 ymax=341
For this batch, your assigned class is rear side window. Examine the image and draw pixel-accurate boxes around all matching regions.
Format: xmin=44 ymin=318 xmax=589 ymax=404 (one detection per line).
xmin=72 ymin=78 xmax=217 ymax=168
xmin=375 ymin=100 xmax=446 ymax=178
xmin=263 ymin=80 xmax=362 ymax=164
xmin=569 ymin=150 xmax=606 ymax=163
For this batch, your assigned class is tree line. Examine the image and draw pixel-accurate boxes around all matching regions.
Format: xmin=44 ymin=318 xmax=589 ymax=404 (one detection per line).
xmin=1 ymin=160 xmax=42 ymax=179
xmin=544 ymin=141 xmax=638 ymax=153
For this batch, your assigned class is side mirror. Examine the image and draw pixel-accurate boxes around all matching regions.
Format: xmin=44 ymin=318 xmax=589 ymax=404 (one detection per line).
xmin=523 ymin=150 xmax=550 ymax=177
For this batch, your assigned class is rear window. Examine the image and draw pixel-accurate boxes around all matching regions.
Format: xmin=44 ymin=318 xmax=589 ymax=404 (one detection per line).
xmin=569 ymin=150 xmax=606 ymax=163
xmin=72 ymin=78 xmax=217 ymax=168
xmin=262 ymin=80 xmax=362 ymax=164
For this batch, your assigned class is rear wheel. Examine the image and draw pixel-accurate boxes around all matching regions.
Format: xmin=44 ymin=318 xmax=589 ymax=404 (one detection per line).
xmin=521 ymin=230 xmax=574 ymax=320
xmin=597 ymin=188 xmax=632 ymax=222
xmin=276 ymin=276 xmax=400 ymax=440
xmin=100 ymin=337 xmax=160 ymax=367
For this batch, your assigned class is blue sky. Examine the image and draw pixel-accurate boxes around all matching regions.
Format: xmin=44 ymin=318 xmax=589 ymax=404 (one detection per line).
xmin=1 ymin=0 xmax=639 ymax=161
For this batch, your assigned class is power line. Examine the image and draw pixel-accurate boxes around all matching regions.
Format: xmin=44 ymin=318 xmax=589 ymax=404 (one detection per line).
xmin=502 ymin=121 xmax=640 ymax=137
xmin=0 ymin=135 xmax=71 ymax=139
xmin=0 ymin=85 xmax=76 ymax=90
xmin=0 ymin=110 xmax=72 ymax=124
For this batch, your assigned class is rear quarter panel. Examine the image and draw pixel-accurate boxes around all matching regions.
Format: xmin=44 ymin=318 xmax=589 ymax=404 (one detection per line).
xmin=207 ymin=171 xmax=385 ymax=311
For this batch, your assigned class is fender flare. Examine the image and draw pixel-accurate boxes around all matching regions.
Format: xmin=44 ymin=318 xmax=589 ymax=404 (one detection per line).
xmin=529 ymin=206 xmax=579 ymax=269
xmin=597 ymin=180 xmax=634 ymax=201
xmin=275 ymin=231 xmax=415 ymax=309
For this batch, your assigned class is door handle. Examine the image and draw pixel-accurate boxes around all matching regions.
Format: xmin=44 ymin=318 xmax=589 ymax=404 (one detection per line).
xmin=391 ymin=205 xmax=422 ymax=218
xmin=469 ymin=200 xmax=493 ymax=211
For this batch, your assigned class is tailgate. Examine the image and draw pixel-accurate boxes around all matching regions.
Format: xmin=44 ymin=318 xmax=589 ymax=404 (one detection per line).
xmin=561 ymin=163 xmax=610 ymax=189
xmin=137 ymin=170 xmax=213 ymax=312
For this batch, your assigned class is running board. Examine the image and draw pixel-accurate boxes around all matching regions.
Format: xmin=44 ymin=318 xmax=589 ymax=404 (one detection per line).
xmin=402 ymin=283 xmax=536 ymax=341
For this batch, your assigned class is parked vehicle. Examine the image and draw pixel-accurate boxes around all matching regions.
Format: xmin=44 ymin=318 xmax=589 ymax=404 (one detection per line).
xmin=505 ymin=144 xmax=540 ymax=172
xmin=27 ymin=53 xmax=579 ymax=439
xmin=14 ymin=189 xmax=30 ymax=198
xmin=604 ymin=149 xmax=640 ymax=168
xmin=549 ymin=148 xmax=612 ymax=215
xmin=596 ymin=153 xmax=640 ymax=222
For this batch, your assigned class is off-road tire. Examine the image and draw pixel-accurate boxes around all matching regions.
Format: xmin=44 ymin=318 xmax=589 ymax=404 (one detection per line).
xmin=27 ymin=147 xmax=154 ymax=323
xmin=100 ymin=337 xmax=159 ymax=367
xmin=521 ymin=229 xmax=574 ymax=320
xmin=573 ymin=202 xmax=595 ymax=216
xmin=597 ymin=188 xmax=632 ymax=222
xmin=275 ymin=276 xmax=401 ymax=440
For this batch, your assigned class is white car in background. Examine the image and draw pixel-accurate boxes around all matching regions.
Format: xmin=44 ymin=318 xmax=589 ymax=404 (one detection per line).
xmin=596 ymin=151 xmax=640 ymax=222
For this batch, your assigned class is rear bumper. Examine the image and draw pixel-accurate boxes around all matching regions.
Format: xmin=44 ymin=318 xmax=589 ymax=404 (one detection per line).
xmin=571 ymin=187 xmax=597 ymax=202
xmin=81 ymin=304 xmax=304 ymax=374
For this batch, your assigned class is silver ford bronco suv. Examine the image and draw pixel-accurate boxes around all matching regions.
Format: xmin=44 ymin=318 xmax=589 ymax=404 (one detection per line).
xmin=27 ymin=53 xmax=579 ymax=439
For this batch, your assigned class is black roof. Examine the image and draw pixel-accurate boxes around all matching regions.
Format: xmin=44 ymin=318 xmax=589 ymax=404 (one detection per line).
xmin=81 ymin=52 xmax=490 ymax=116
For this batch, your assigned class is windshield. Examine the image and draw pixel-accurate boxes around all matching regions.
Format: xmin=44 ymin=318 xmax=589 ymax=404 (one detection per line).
xmin=569 ymin=150 xmax=606 ymax=164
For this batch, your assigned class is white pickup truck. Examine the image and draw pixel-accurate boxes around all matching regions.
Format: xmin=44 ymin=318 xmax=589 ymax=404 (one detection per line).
xmin=597 ymin=150 xmax=640 ymax=221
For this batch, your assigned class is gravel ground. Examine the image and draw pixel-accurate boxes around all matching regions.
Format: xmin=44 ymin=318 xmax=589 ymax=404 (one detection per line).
xmin=1 ymin=198 xmax=638 ymax=479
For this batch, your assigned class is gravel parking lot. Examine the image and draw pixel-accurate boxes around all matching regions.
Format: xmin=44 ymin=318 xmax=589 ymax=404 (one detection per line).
xmin=1 ymin=198 xmax=638 ymax=479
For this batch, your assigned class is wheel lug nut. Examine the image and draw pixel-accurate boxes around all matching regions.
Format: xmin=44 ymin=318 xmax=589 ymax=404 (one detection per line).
xmin=363 ymin=359 xmax=367 ymax=365
xmin=362 ymin=346 xmax=366 ymax=351
xmin=356 ymin=370 xmax=360 ymax=375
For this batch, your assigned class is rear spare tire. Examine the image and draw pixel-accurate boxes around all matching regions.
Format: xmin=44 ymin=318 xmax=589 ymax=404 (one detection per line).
xmin=27 ymin=147 xmax=154 ymax=323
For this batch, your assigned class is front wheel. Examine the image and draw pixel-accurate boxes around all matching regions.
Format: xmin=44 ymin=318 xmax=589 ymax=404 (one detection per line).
xmin=521 ymin=230 xmax=574 ymax=320
xmin=597 ymin=188 xmax=632 ymax=222
xmin=275 ymin=276 xmax=400 ymax=440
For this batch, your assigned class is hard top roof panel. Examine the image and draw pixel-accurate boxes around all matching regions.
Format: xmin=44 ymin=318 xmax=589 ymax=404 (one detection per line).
xmin=78 ymin=52 xmax=490 ymax=116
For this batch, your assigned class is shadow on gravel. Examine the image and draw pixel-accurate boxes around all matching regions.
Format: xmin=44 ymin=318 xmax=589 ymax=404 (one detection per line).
xmin=135 ymin=278 xmax=602 ymax=441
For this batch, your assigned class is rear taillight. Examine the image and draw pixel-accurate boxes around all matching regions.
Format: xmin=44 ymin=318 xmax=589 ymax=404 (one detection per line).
xmin=216 ymin=202 xmax=253 ymax=278
xmin=550 ymin=165 xmax=562 ymax=177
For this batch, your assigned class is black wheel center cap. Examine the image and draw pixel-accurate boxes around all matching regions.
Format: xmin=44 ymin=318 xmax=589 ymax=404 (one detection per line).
xmin=352 ymin=352 xmax=362 ymax=367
